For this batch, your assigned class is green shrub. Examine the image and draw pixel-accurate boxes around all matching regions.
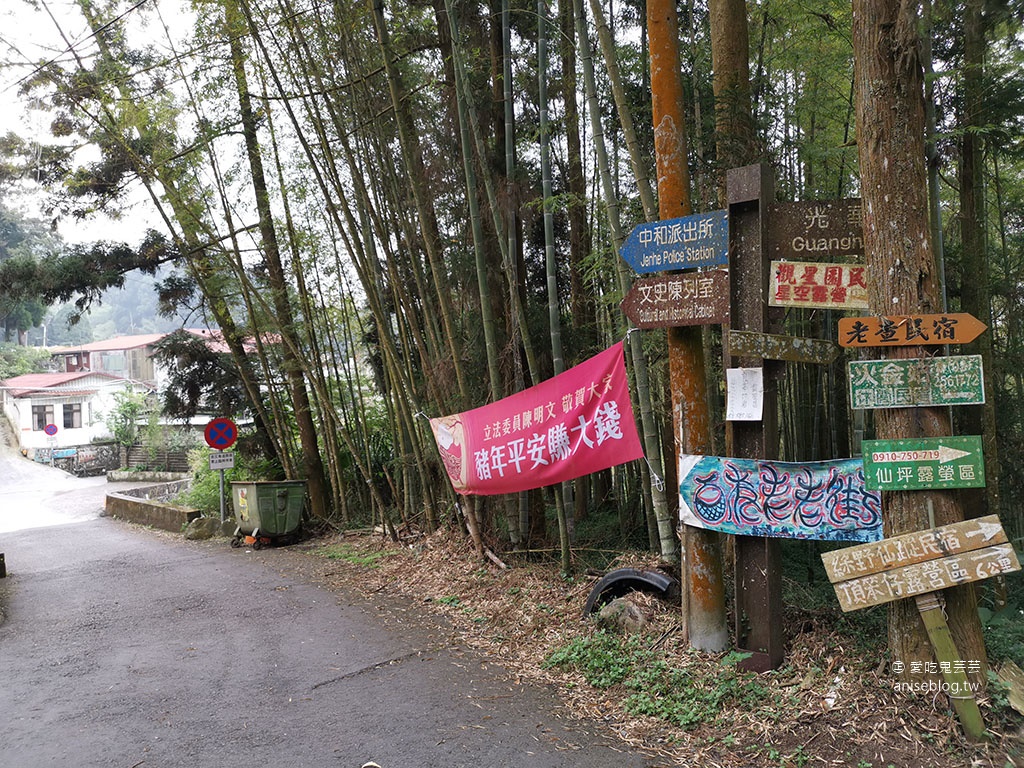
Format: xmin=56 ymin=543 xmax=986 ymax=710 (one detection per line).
xmin=544 ymin=632 xmax=771 ymax=729
xmin=177 ymin=447 xmax=260 ymax=515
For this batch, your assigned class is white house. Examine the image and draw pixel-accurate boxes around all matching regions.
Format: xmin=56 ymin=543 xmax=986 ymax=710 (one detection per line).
xmin=0 ymin=371 xmax=134 ymax=454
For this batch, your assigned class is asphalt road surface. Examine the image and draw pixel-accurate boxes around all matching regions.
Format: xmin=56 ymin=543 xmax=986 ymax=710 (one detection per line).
xmin=0 ymin=444 xmax=653 ymax=768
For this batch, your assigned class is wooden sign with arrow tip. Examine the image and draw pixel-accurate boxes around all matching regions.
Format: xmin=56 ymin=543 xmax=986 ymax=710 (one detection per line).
xmin=726 ymin=329 xmax=840 ymax=365
xmin=820 ymin=514 xmax=1018 ymax=743
xmin=838 ymin=313 xmax=987 ymax=347
xmin=620 ymin=271 xmax=730 ymax=328
xmin=821 ymin=514 xmax=1019 ymax=612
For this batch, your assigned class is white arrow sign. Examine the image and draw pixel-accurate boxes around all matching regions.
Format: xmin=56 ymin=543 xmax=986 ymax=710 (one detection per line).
xmin=938 ymin=445 xmax=973 ymax=464
xmin=964 ymin=519 xmax=1004 ymax=542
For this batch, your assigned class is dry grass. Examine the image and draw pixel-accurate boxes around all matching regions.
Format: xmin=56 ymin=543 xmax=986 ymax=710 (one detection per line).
xmin=301 ymin=528 xmax=1024 ymax=768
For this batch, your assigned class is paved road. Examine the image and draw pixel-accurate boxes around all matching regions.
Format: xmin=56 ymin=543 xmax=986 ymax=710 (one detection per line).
xmin=0 ymin=446 xmax=653 ymax=768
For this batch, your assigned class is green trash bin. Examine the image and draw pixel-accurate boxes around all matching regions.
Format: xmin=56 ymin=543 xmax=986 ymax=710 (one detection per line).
xmin=230 ymin=481 xmax=306 ymax=547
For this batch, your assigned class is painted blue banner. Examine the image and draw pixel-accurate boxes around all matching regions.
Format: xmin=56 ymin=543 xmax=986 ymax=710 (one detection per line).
xmin=619 ymin=210 xmax=729 ymax=273
xmin=679 ymin=454 xmax=883 ymax=542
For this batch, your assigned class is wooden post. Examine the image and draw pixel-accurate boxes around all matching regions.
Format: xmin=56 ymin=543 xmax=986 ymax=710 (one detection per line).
xmin=915 ymin=593 xmax=986 ymax=742
xmin=725 ymin=163 xmax=784 ymax=671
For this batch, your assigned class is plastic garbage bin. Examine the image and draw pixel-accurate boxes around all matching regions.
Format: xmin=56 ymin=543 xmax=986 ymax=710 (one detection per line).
xmin=230 ymin=480 xmax=306 ymax=548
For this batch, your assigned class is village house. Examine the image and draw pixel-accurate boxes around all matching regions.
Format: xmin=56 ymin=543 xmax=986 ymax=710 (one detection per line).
xmin=48 ymin=333 xmax=170 ymax=390
xmin=0 ymin=370 xmax=133 ymax=465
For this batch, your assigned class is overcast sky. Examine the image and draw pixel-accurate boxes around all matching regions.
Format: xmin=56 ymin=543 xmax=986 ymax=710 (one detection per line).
xmin=0 ymin=0 xmax=185 ymax=244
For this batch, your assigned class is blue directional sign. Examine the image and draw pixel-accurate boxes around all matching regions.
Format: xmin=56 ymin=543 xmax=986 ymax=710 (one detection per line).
xmin=620 ymin=209 xmax=729 ymax=273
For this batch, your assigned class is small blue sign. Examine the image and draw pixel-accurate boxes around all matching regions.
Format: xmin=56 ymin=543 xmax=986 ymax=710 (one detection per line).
xmin=620 ymin=210 xmax=729 ymax=273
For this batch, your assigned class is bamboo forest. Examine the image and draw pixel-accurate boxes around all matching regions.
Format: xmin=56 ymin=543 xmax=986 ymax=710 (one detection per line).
xmin=1 ymin=0 xmax=1024 ymax=762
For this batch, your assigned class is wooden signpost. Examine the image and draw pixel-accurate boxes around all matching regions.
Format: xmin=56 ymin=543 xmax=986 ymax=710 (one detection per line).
xmin=726 ymin=329 xmax=840 ymax=365
xmin=726 ymin=163 xmax=784 ymax=672
xmin=838 ymin=313 xmax=987 ymax=347
xmin=620 ymin=271 xmax=729 ymax=328
xmin=821 ymin=515 xmax=1018 ymax=610
xmin=848 ymin=355 xmax=985 ymax=409
xmin=823 ymin=515 xmax=1020 ymax=741
xmin=769 ymin=260 xmax=870 ymax=309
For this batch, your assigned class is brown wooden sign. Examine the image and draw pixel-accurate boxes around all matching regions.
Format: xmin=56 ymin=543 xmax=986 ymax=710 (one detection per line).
xmin=726 ymin=329 xmax=840 ymax=365
xmin=838 ymin=313 xmax=987 ymax=348
xmin=821 ymin=515 xmax=1020 ymax=612
xmin=768 ymin=198 xmax=864 ymax=261
xmin=620 ymin=270 xmax=729 ymax=328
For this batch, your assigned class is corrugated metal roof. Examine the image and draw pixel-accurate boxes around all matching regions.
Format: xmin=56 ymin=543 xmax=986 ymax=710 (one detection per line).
xmin=0 ymin=371 xmax=127 ymax=398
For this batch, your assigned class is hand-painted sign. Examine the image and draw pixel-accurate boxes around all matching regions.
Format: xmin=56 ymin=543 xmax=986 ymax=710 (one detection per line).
xmin=726 ymin=329 xmax=840 ymax=365
xmin=862 ymin=435 xmax=985 ymax=491
xmin=767 ymin=199 xmax=863 ymax=261
xmin=769 ymin=261 xmax=869 ymax=309
xmin=619 ymin=210 xmax=728 ymax=273
xmin=821 ymin=515 xmax=1020 ymax=611
xmin=620 ymin=271 xmax=729 ymax=328
xmin=204 ymin=417 xmax=238 ymax=450
xmin=429 ymin=342 xmax=644 ymax=496
xmin=848 ymin=355 xmax=984 ymax=409
xmin=838 ymin=313 xmax=987 ymax=348
xmin=678 ymin=454 xmax=882 ymax=542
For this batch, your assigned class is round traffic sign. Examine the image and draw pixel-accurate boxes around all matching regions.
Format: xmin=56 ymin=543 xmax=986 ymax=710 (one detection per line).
xmin=204 ymin=417 xmax=238 ymax=449
xmin=44 ymin=423 xmax=58 ymax=436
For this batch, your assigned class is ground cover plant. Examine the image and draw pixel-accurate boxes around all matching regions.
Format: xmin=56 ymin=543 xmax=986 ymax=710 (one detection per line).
xmin=287 ymin=528 xmax=1024 ymax=768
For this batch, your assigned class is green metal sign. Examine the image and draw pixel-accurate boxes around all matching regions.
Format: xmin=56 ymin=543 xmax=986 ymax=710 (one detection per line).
xmin=862 ymin=435 xmax=985 ymax=490
xmin=848 ymin=355 xmax=984 ymax=409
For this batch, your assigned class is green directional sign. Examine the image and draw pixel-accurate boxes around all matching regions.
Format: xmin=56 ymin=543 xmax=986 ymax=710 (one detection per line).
xmin=848 ymin=355 xmax=984 ymax=409
xmin=862 ymin=435 xmax=985 ymax=491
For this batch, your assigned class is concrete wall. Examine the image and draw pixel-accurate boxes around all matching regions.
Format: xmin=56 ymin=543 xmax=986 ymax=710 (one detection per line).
xmin=104 ymin=480 xmax=201 ymax=533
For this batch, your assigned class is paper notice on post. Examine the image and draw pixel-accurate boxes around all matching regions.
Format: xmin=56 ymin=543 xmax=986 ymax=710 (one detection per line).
xmin=726 ymin=367 xmax=764 ymax=421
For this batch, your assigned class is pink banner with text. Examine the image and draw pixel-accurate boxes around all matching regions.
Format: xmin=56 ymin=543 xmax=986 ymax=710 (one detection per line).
xmin=430 ymin=342 xmax=644 ymax=495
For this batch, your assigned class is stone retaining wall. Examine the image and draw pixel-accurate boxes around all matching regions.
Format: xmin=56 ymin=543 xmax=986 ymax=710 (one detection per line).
xmin=104 ymin=480 xmax=201 ymax=533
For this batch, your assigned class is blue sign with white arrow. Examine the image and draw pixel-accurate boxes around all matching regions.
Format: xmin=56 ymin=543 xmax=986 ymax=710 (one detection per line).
xmin=620 ymin=209 xmax=729 ymax=273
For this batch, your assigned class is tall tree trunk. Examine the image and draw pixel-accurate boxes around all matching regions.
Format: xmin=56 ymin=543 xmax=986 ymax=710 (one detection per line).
xmin=226 ymin=0 xmax=331 ymax=521
xmin=709 ymin=0 xmax=759 ymax=194
xmin=560 ymin=0 xmax=598 ymax=355
xmin=852 ymin=0 xmax=987 ymax=685
xmin=540 ymin=0 xmax=573 ymax=571
xmin=958 ymin=0 xmax=1002 ymax=525
xmin=370 ymin=0 xmax=469 ymax=401
xmin=574 ymin=0 xmax=668 ymax=557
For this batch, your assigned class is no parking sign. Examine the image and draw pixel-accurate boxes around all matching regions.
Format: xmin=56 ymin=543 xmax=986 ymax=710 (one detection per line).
xmin=204 ymin=417 xmax=238 ymax=450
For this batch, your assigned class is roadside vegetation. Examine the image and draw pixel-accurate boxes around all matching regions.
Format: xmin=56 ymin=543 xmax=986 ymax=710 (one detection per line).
xmin=299 ymin=528 xmax=1024 ymax=768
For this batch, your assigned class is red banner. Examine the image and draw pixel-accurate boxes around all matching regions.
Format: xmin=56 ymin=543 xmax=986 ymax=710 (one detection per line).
xmin=430 ymin=342 xmax=644 ymax=495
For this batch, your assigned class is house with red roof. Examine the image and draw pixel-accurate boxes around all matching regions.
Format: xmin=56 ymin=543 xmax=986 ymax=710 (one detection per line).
xmin=0 ymin=370 xmax=134 ymax=458
xmin=48 ymin=333 xmax=170 ymax=389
